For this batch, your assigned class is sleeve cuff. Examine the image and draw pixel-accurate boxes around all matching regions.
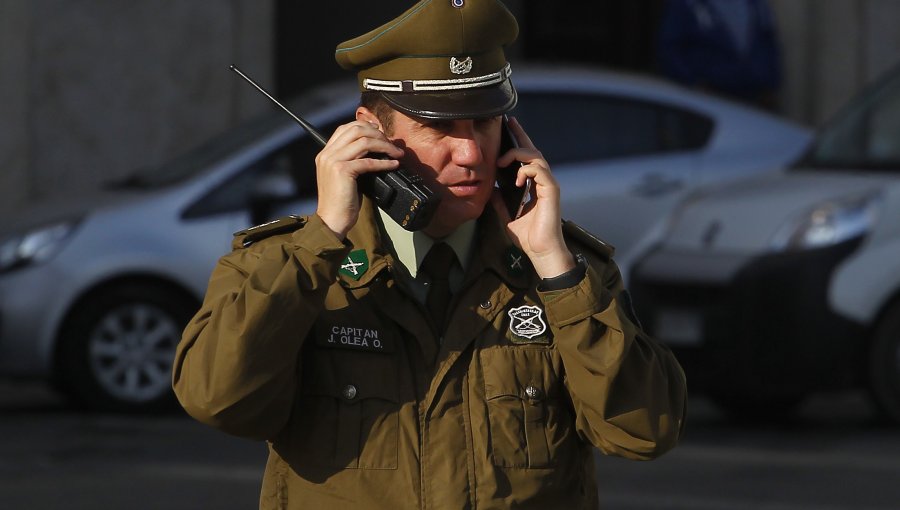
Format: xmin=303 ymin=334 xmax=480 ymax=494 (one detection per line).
xmin=537 ymin=253 xmax=587 ymax=291
xmin=539 ymin=257 xmax=612 ymax=327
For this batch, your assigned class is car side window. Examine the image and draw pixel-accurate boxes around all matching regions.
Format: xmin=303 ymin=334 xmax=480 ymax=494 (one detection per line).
xmin=866 ymin=83 xmax=900 ymax=164
xmin=183 ymin=117 xmax=351 ymax=219
xmin=660 ymin=107 xmax=715 ymax=153
xmin=513 ymin=92 xmax=712 ymax=166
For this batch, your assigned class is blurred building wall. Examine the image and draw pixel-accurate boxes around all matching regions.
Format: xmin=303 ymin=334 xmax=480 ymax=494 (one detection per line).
xmin=0 ymin=0 xmax=274 ymax=217
xmin=772 ymin=0 xmax=900 ymax=125
xmin=1 ymin=0 xmax=899 ymax=215
xmin=0 ymin=0 xmax=31 ymax=215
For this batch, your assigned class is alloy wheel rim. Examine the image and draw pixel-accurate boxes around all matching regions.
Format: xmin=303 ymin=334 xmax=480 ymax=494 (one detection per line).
xmin=88 ymin=303 xmax=179 ymax=403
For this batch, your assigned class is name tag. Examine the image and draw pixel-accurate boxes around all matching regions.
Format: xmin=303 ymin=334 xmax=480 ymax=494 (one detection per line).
xmin=315 ymin=323 xmax=394 ymax=353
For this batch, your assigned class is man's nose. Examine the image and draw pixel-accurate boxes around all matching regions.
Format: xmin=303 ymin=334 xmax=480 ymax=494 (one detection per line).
xmin=450 ymin=124 xmax=484 ymax=166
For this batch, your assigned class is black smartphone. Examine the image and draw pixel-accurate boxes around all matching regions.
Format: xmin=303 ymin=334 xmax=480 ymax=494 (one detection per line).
xmin=496 ymin=115 xmax=531 ymax=219
xmin=230 ymin=65 xmax=439 ymax=231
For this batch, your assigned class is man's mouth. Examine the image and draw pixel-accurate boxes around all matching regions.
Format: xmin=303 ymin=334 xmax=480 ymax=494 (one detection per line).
xmin=445 ymin=180 xmax=483 ymax=196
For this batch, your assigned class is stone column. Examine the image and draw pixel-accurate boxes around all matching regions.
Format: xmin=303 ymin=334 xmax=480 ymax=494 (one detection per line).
xmin=0 ymin=0 xmax=273 ymax=212
xmin=0 ymin=0 xmax=32 ymax=214
xmin=863 ymin=0 xmax=900 ymax=81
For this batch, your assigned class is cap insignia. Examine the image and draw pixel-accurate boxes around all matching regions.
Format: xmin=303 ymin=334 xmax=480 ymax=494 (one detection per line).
xmin=451 ymin=0 xmax=465 ymax=8
xmin=450 ymin=56 xmax=473 ymax=75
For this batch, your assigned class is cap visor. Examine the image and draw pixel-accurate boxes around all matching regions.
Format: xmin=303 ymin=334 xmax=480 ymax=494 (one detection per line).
xmin=380 ymin=79 xmax=517 ymax=120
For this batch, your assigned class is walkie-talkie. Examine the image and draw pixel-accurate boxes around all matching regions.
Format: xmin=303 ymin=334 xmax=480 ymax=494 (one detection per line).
xmin=230 ymin=66 xmax=439 ymax=231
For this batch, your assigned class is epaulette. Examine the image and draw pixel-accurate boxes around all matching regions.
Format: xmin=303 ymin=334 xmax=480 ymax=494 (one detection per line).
xmin=562 ymin=220 xmax=615 ymax=262
xmin=232 ymin=215 xmax=306 ymax=249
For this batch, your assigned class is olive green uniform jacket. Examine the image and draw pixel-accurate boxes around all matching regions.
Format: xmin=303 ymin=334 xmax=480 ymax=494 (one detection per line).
xmin=173 ymin=200 xmax=686 ymax=510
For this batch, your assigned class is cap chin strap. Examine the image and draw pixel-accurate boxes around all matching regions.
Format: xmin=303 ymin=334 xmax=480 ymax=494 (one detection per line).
xmin=364 ymin=64 xmax=511 ymax=92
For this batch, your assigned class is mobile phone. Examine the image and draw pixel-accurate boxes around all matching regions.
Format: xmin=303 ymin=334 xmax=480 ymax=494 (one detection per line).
xmin=230 ymin=65 xmax=439 ymax=231
xmin=496 ymin=115 xmax=532 ymax=219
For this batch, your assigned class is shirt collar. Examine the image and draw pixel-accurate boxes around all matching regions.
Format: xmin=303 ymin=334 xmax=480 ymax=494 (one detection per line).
xmin=378 ymin=208 xmax=476 ymax=278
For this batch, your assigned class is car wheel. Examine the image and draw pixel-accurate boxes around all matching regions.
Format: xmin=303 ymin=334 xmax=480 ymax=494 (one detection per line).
xmin=57 ymin=283 xmax=195 ymax=412
xmin=868 ymin=301 xmax=900 ymax=424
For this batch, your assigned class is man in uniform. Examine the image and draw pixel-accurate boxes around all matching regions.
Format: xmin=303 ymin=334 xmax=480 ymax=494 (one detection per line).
xmin=173 ymin=1 xmax=687 ymax=508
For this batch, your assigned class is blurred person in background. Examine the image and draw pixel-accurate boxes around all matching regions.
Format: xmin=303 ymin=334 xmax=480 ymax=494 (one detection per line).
xmin=657 ymin=0 xmax=783 ymax=110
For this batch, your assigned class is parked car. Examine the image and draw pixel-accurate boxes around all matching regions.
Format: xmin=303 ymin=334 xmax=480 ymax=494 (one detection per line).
xmin=629 ymin=62 xmax=900 ymax=422
xmin=0 ymin=66 xmax=810 ymax=411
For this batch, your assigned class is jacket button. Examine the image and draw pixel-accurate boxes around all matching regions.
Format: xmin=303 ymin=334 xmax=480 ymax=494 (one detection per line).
xmin=341 ymin=384 xmax=358 ymax=401
xmin=480 ymin=300 xmax=492 ymax=309
xmin=524 ymin=385 xmax=542 ymax=400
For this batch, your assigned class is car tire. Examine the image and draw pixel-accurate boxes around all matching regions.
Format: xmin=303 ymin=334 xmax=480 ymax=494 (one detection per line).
xmin=868 ymin=301 xmax=900 ymax=424
xmin=56 ymin=283 xmax=195 ymax=413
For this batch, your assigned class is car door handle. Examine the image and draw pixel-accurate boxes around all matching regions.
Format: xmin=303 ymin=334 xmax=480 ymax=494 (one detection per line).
xmin=631 ymin=173 xmax=685 ymax=197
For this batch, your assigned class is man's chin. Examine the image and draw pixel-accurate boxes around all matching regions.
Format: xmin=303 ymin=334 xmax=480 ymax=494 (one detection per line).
xmin=428 ymin=200 xmax=487 ymax=235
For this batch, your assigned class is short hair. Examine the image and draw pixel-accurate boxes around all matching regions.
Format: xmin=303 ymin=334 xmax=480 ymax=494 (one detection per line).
xmin=360 ymin=92 xmax=396 ymax=136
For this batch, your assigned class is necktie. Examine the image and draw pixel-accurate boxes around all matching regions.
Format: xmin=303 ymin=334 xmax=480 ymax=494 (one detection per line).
xmin=420 ymin=242 xmax=456 ymax=333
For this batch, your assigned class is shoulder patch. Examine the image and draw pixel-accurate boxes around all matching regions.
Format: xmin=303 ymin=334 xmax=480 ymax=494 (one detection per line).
xmin=233 ymin=215 xmax=306 ymax=248
xmin=561 ymin=220 xmax=614 ymax=261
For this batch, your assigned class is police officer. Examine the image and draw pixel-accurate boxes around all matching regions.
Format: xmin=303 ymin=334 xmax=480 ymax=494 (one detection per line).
xmin=173 ymin=1 xmax=686 ymax=508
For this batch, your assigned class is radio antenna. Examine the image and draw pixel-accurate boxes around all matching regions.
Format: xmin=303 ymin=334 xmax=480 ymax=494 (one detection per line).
xmin=229 ymin=65 xmax=329 ymax=146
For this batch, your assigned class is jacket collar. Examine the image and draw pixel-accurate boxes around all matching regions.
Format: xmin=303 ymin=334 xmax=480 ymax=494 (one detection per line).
xmin=339 ymin=199 xmax=533 ymax=290
xmin=469 ymin=205 xmax=533 ymax=291
xmin=339 ymin=197 xmax=393 ymax=289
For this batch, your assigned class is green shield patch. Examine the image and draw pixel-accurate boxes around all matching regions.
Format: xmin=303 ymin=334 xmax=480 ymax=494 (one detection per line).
xmin=339 ymin=249 xmax=369 ymax=280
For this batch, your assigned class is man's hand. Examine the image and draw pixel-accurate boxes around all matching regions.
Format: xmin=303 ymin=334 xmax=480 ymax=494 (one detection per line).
xmin=492 ymin=117 xmax=576 ymax=279
xmin=314 ymin=121 xmax=404 ymax=240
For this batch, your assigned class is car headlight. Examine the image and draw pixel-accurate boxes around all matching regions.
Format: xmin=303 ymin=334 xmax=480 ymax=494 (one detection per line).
xmin=770 ymin=192 xmax=881 ymax=251
xmin=0 ymin=220 xmax=80 ymax=273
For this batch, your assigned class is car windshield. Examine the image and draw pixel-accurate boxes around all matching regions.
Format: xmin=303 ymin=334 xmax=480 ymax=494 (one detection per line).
xmin=801 ymin=64 xmax=900 ymax=171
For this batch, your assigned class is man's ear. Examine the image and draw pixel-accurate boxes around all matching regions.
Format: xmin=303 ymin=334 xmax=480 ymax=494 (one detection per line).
xmin=356 ymin=106 xmax=383 ymax=131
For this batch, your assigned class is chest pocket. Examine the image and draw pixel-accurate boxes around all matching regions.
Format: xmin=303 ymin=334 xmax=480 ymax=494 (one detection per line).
xmin=295 ymin=345 xmax=400 ymax=470
xmin=480 ymin=346 xmax=575 ymax=468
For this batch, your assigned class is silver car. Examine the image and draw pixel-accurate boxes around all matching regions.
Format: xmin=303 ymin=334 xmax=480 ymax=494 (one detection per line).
xmin=0 ymin=67 xmax=810 ymax=411
xmin=629 ymin=62 xmax=900 ymax=423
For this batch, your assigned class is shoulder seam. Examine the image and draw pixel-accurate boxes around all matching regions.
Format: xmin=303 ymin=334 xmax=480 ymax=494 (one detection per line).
xmin=233 ymin=215 xmax=307 ymax=248
xmin=561 ymin=220 xmax=615 ymax=260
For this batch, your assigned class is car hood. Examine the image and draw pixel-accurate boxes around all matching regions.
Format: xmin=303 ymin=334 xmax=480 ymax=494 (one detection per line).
xmin=663 ymin=169 xmax=897 ymax=253
xmin=0 ymin=188 xmax=147 ymax=236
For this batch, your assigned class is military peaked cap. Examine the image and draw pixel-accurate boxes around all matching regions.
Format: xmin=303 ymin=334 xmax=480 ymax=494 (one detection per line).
xmin=335 ymin=0 xmax=519 ymax=119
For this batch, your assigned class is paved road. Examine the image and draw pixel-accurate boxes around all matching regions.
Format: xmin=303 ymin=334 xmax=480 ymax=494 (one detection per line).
xmin=593 ymin=394 xmax=900 ymax=510
xmin=1 ymin=382 xmax=898 ymax=509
